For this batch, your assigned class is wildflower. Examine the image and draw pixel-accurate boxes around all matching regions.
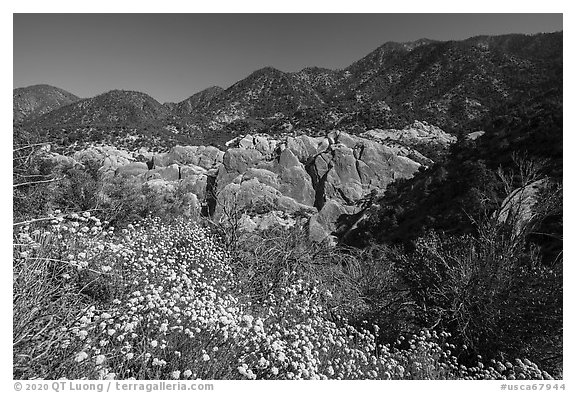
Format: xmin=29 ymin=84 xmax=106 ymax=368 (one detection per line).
xmin=202 ymin=354 xmax=210 ymax=361
xmin=95 ymin=355 xmax=106 ymax=365
xmin=151 ymin=340 xmax=158 ymax=348
xmin=75 ymin=351 xmax=89 ymax=363
xmin=126 ymin=353 xmax=134 ymax=360
xmin=171 ymin=370 xmax=181 ymax=379
xmin=183 ymin=370 xmax=192 ymax=378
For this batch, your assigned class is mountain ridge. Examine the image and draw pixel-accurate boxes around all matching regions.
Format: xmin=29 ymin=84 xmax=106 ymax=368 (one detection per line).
xmin=16 ymin=31 xmax=562 ymax=148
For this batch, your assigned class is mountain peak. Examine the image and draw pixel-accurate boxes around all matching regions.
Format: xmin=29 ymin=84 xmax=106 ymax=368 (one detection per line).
xmin=13 ymin=84 xmax=79 ymax=123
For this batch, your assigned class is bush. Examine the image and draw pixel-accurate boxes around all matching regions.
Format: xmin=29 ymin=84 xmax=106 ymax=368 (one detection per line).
xmin=393 ymin=223 xmax=562 ymax=374
xmin=14 ymin=215 xmax=552 ymax=380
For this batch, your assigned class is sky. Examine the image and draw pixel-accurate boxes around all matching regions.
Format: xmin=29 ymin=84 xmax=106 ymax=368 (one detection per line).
xmin=13 ymin=13 xmax=563 ymax=103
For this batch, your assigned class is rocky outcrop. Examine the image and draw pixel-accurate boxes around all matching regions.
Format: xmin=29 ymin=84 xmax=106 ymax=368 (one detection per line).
xmin=211 ymin=131 xmax=424 ymax=238
xmin=154 ymin=145 xmax=223 ymax=170
xmin=307 ymin=136 xmax=420 ymax=208
xmin=115 ymin=162 xmax=149 ymax=177
xmin=74 ymin=129 xmax=429 ymax=241
xmin=308 ymin=199 xmax=359 ymax=243
xmin=237 ymin=134 xmax=279 ymax=157
xmin=73 ymin=146 xmax=133 ymax=174
xmin=274 ymin=148 xmax=316 ymax=206
xmin=214 ymin=177 xmax=315 ymax=220
xmin=362 ymin=120 xmax=456 ymax=148
xmin=285 ymin=135 xmax=327 ymax=162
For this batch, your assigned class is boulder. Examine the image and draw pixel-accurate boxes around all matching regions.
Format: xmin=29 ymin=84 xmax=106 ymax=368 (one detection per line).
xmin=276 ymin=196 xmax=317 ymax=215
xmin=361 ymin=120 xmax=456 ymax=148
xmin=181 ymin=174 xmax=208 ymax=201
xmin=180 ymin=164 xmax=208 ymax=178
xmin=154 ymin=145 xmax=224 ymax=170
xmin=115 ymin=162 xmax=149 ymax=177
xmin=278 ymin=148 xmax=301 ymax=170
xmin=73 ymin=146 xmax=133 ymax=173
xmin=306 ymin=135 xmax=421 ymax=207
xmin=286 ymin=135 xmax=325 ymax=162
xmin=214 ymin=178 xmax=282 ymax=219
xmin=223 ymin=148 xmax=263 ymax=174
xmin=148 ymin=164 xmax=180 ymax=181
xmin=308 ymin=199 xmax=358 ymax=243
xmin=243 ymin=168 xmax=281 ymax=189
xmin=278 ymin=166 xmax=316 ymax=206
xmin=238 ymin=134 xmax=279 ymax=157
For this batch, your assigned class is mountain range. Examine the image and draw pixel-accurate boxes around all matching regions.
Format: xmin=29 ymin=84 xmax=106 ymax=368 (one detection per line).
xmin=14 ymin=32 xmax=562 ymax=150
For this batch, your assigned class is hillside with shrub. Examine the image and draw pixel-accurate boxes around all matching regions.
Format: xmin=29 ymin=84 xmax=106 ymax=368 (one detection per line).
xmin=13 ymin=31 xmax=562 ymax=380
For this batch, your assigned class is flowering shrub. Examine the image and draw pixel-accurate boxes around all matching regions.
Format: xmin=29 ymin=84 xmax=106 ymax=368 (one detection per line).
xmin=13 ymin=214 xmax=553 ymax=380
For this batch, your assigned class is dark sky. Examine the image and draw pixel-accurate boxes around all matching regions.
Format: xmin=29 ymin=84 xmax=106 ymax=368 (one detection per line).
xmin=13 ymin=14 xmax=562 ymax=103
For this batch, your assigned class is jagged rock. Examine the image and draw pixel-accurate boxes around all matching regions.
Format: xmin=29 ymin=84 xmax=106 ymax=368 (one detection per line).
xmin=215 ymin=178 xmax=282 ymax=219
xmin=148 ymin=164 xmax=180 ymax=181
xmin=466 ymin=130 xmax=485 ymax=141
xmin=328 ymin=130 xmax=357 ymax=149
xmin=308 ymin=199 xmax=358 ymax=243
xmin=278 ymin=165 xmax=316 ymax=206
xmin=73 ymin=146 xmax=133 ymax=173
xmin=238 ymin=134 xmax=279 ymax=157
xmin=115 ymin=162 xmax=149 ymax=177
xmin=223 ymin=148 xmax=264 ymax=175
xmin=274 ymin=148 xmax=316 ymax=206
xmin=278 ymin=148 xmax=301 ymax=169
xmin=154 ymin=145 xmax=223 ymax=170
xmin=308 ymin=138 xmax=420 ymax=207
xmin=362 ymin=120 xmax=456 ymax=148
xmin=353 ymin=140 xmax=420 ymax=188
xmin=286 ymin=135 xmax=325 ymax=162
xmin=181 ymin=174 xmax=208 ymax=201
xmin=243 ymin=168 xmax=281 ymax=189
xmin=142 ymin=178 xmax=176 ymax=195
xmin=215 ymin=177 xmax=315 ymax=219
xmin=276 ymin=196 xmax=317 ymax=215
xmin=180 ymin=164 xmax=208 ymax=178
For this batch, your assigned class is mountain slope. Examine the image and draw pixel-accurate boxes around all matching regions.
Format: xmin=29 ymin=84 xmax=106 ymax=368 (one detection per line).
xmin=17 ymin=32 xmax=562 ymax=148
xmin=333 ymin=32 xmax=562 ymax=132
xmin=28 ymin=89 xmax=173 ymax=128
xmin=192 ymin=67 xmax=328 ymax=126
xmin=171 ymin=86 xmax=225 ymax=115
xmin=13 ymin=84 xmax=80 ymax=123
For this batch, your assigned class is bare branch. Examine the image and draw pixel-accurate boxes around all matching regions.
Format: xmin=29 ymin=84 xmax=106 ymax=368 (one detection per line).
xmin=13 ymin=177 xmax=62 ymax=188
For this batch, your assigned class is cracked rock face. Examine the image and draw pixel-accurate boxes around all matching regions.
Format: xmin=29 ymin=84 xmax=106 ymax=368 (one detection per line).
xmin=87 ymin=129 xmax=435 ymax=242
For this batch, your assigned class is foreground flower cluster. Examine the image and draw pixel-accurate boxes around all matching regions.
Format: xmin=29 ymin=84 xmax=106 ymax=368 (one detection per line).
xmin=13 ymin=214 xmax=552 ymax=380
